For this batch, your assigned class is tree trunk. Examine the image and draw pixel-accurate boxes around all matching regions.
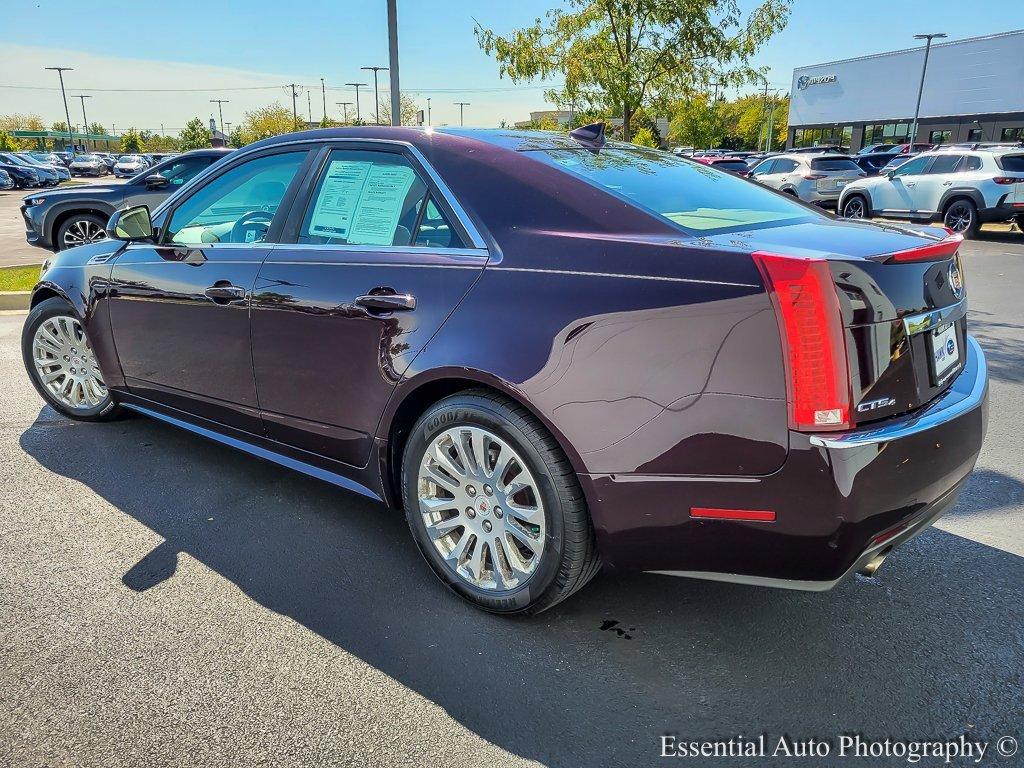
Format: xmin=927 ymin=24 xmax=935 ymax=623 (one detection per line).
xmin=622 ymin=103 xmax=633 ymax=142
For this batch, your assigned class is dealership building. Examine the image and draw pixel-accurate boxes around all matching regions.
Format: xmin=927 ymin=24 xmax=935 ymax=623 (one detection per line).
xmin=786 ymin=29 xmax=1024 ymax=152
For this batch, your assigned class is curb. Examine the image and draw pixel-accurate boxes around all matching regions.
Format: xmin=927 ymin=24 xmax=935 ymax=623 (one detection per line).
xmin=0 ymin=292 xmax=31 ymax=311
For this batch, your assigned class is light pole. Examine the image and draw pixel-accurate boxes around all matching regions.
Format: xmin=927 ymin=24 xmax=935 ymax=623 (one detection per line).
xmin=361 ymin=66 xmax=388 ymax=124
xmin=455 ymin=102 xmax=470 ymax=126
xmin=320 ymin=77 xmax=327 ymax=122
xmin=346 ymin=83 xmax=368 ymax=122
xmin=210 ymin=99 xmax=229 ymax=134
xmin=910 ymin=33 xmax=946 ymax=147
xmin=336 ymin=102 xmax=353 ymax=124
xmin=387 ymin=0 xmax=401 ymax=126
xmin=708 ymin=81 xmax=721 ymax=150
xmin=72 ymin=95 xmax=92 ymax=150
xmin=426 ymin=97 xmax=431 ymax=126
xmin=45 ymin=67 xmax=75 ymax=151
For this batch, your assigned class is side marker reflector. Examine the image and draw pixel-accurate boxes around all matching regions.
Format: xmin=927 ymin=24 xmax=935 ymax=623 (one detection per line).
xmin=691 ymin=507 xmax=776 ymax=522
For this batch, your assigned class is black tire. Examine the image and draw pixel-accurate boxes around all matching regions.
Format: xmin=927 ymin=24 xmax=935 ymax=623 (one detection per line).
xmin=401 ymin=389 xmax=600 ymax=614
xmin=22 ymin=297 xmax=122 ymax=422
xmin=55 ymin=213 xmax=107 ymax=251
xmin=842 ymin=194 xmax=869 ymax=219
xmin=1014 ymin=214 xmax=1024 ymax=233
xmin=943 ymin=198 xmax=980 ymax=238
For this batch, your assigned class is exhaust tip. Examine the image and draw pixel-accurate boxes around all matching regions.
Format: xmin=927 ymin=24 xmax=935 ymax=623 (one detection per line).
xmin=858 ymin=546 xmax=892 ymax=577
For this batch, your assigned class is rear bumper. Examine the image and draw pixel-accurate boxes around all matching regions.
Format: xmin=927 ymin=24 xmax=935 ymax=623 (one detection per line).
xmin=979 ymin=202 xmax=1024 ymax=223
xmin=580 ymin=335 xmax=988 ymax=589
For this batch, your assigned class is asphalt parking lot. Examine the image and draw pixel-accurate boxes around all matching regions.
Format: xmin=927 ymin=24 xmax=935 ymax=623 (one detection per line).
xmin=0 ymin=188 xmax=1022 ymax=766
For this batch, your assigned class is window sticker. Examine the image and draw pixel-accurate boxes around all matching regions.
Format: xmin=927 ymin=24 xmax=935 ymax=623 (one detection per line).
xmin=307 ymin=160 xmax=373 ymax=239
xmin=347 ymin=164 xmax=416 ymax=245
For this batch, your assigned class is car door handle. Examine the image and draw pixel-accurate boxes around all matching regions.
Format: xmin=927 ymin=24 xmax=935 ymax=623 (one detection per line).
xmin=904 ymin=181 xmax=916 ymax=187
xmin=204 ymin=283 xmax=247 ymax=303
xmin=942 ymin=181 xmax=953 ymax=186
xmin=355 ymin=292 xmax=416 ymax=312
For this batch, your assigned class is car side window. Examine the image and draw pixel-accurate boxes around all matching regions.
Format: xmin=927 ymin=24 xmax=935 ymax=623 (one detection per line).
xmin=774 ymin=159 xmax=798 ymax=174
xmin=414 ymin=197 xmax=464 ymax=248
xmin=926 ymin=155 xmax=962 ymax=174
xmin=891 ymin=156 xmax=930 ymax=177
xmin=962 ymin=156 xmax=982 ymax=172
xmin=155 ymin=156 xmax=214 ymax=187
xmin=164 ymin=151 xmax=307 ymax=246
xmin=298 ymin=149 xmax=431 ymax=246
xmin=750 ymin=159 xmax=775 ymax=175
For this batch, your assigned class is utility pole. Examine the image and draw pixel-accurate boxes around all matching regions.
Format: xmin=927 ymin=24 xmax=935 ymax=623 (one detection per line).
xmin=387 ymin=0 xmax=401 ymax=127
xmin=45 ymin=67 xmax=75 ymax=152
xmin=287 ymin=84 xmax=300 ymax=129
xmin=708 ymin=81 xmax=721 ymax=150
xmin=910 ymin=33 xmax=946 ymax=146
xmin=765 ymin=96 xmax=778 ymax=152
xmin=336 ymin=102 xmax=353 ymax=124
xmin=426 ymin=97 xmax=431 ymax=126
xmin=345 ymin=83 xmax=367 ymax=122
xmin=210 ymin=99 xmax=229 ymax=134
xmin=455 ymin=102 xmax=470 ymax=126
xmin=361 ymin=66 xmax=389 ymax=125
xmin=307 ymin=91 xmax=312 ymax=125
xmin=320 ymin=77 xmax=327 ymax=122
xmin=73 ymin=95 xmax=92 ymax=150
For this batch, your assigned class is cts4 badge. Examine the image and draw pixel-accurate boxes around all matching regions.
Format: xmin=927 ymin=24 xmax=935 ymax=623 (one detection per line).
xmin=857 ymin=397 xmax=897 ymax=413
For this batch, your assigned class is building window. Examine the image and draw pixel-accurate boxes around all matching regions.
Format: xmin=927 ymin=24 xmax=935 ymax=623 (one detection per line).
xmin=929 ymin=130 xmax=951 ymax=145
xmin=793 ymin=126 xmax=851 ymax=148
xmin=1001 ymin=127 xmax=1024 ymax=142
xmin=967 ymin=129 xmax=982 ymax=142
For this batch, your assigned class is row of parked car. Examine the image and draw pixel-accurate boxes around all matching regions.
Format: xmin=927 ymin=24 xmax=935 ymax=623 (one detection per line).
xmin=0 ymin=150 xmax=179 ymax=190
xmin=674 ymin=141 xmax=1024 ymax=237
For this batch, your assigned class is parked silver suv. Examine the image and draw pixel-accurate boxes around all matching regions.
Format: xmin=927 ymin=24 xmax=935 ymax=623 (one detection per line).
xmin=838 ymin=149 xmax=1024 ymax=237
xmin=748 ymin=153 xmax=865 ymax=207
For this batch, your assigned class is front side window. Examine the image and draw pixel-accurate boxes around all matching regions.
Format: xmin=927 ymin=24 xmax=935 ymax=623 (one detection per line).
xmin=165 ymin=151 xmax=306 ymax=245
xmin=750 ymin=159 xmax=775 ymax=175
xmin=298 ymin=149 xmax=455 ymax=247
xmin=532 ymin=147 xmax=818 ymax=236
xmin=890 ymin=156 xmax=930 ymax=177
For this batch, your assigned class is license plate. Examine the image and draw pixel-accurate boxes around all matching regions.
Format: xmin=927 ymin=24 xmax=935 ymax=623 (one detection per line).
xmin=929 ymin=323 xmax=961 ymax=383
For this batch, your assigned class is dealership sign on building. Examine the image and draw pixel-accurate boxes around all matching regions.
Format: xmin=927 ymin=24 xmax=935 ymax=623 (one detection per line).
xmin=796 ymin=74 xmax=837 ymax=89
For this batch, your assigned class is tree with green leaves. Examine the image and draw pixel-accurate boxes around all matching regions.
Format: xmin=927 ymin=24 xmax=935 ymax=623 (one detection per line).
xmin=475 ymin=0 xmax=790 ymax=141
xmin=233 ymin=103 xmax=295 ymax=146
xmin=377 ymin=94 xmax=421 ymax=126
xmin=88 ymin=122 xmax=106 ymax=136
xmin=120 ymin=129 xmax=144 ymax=154
xmin=178 ymin=117 xmax=212 ymax=151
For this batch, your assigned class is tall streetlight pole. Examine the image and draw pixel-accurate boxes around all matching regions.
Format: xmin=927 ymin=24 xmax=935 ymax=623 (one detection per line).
xmin=72 ymin=95 xmax=92 ymax=150
xmin=45 ymin=67 xmax=75 ymax=151
xmin=455 ymin=102 xmax=470 ymax=126
xmin=910 ymin=32 xmax=946 ymax=147
xmin=320 ymin=77 xmax=327 ymax=123
xmin=361 ymin=66 xmax=388 ymax=124
xmin=336 ymin=102 xmax=353 ymax=124
xmin=210 ymin=99 xmax=229 ymax=134
xmin=426 ymin=97 xmax=432 ymax=126
xmin=346 ymin=83 xmax=368 ymax=122
xmin=387 ymin=0 xmax=401 ymax=126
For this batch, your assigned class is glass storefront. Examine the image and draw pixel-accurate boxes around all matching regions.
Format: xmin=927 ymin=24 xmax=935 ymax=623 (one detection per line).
xmin=792 ymin=125 xmax=852 ymax=148
xmin=863 ymin=122 xmax=912 ymax=145
xmin=929 ymin=130 xmax=952 ymax=145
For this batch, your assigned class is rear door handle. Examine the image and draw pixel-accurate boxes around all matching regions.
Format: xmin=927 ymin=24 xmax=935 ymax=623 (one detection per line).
xmin=204 ymin=283 xmax=247 ymax=303
xmin=905 ymin=181 xmax=916 ymax=187
xmin=355 ymin=293 xmax=416 ymax=312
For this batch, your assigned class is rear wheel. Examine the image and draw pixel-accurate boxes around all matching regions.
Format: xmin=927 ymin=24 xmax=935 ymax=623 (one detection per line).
xmin=402 ymin=390 xmax=600 ymax=614
xmin=22 ymin=297 xmax=122 ymax=421
xmin=943 ymin=198 xmax=979 ymax=238
xmin=1014 ymin=214 xmax=1024 ymax=232
xmin=842 ymin=194 xmax=869 ymax=219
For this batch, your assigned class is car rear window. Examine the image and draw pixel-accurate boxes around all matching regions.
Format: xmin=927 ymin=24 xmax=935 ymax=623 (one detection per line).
xmin=809 ymin=158 xmax=860 ymax=171
xmin=997 ymin=154 xmax=1024 ymax=172
xmin=531 ymin=147 xmax=817 ymax=235
xmin=714 ymin=161 xmax=750 ymax=172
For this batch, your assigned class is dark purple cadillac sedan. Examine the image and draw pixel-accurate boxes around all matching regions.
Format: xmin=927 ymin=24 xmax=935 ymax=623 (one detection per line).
xmin=21 ymin=126 xmax=988 ymax=613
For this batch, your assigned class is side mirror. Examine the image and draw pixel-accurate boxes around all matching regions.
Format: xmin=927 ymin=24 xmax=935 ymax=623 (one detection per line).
xmin=886 ymin=170 xmax=896 ymax=179
xmin=145 ymin=173 xmax=169 ymax=189
xmin=108 ymin=205 xmax=154 ymax=242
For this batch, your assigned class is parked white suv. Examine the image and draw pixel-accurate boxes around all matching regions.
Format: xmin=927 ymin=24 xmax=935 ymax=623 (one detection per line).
xmin=838 ymin=149 xmax=1024 ymax=237
xmin=748 ymin=153 xmax=865 ymax=208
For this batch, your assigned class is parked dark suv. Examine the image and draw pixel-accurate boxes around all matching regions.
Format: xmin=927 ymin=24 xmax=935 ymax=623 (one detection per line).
xmin=22 ymin=148 xmax=232 ymax=250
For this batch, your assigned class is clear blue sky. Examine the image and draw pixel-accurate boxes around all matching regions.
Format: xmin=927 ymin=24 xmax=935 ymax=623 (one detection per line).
xmin=2 ymin=0 xmax=1022 ymax=130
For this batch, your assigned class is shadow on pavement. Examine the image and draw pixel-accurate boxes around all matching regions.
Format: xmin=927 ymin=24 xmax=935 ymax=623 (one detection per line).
xmin=967 ymin=311 xmax=1024 ymax=385
xmin=20 ymin=408 xmax=1024 ymax=767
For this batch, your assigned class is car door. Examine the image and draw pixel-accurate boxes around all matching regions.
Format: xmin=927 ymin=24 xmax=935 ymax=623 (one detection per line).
xmin=250 ymin=144 xmax=488 ymax=467
xmin=915 ymin=153 xmax=963 ymax=214
xmin=749 ymin=159 xmax=779 ymax=188
xmin=126 ymin=153 xmax=220 ymax=211
xmin=871 ymin=155 xmax=932 ymax=212
xmin=771 ymin=158 xmax=801 ymax=192
xmin=108 ymin=147 xmax=312 ymax=432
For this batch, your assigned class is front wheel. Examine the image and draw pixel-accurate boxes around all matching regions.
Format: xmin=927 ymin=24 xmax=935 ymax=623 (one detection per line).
xmin=56 ymin=213 xmax=107 ymax=250
xmin=22 ymin=298 xmax=122 ymax=421
xmin=402 ymin=390 xmax=600 ymax=614
xmin=842 ymin=195 xmax=868 ymax=219
xmin=944 ymin=198 xmax=979 ymax=238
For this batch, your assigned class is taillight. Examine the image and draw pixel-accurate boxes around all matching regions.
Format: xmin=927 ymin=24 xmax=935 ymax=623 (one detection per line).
xmin=753 ymin=252 xmax=851 ymax=431
xmin=886 ymin=233 xmax=962 ymax=263
xmin=993 ymin=177 xmax=1024 ymax=184
xmin=802 ymin=173 xmax=826 ymax=180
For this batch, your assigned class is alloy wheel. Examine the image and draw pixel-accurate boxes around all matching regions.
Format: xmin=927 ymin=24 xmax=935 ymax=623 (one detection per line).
xmin=62 ymin=218 xmax=106 ymax=248
xmin=417 ymin=426 xmax=546 ymax=591
xmin=945 ymin=202 xmax=973 ymax=233
xmin=31 ymin=315 xmax=108 ymax=411
xmin=843 ymin=197 xmax=866 ymax=219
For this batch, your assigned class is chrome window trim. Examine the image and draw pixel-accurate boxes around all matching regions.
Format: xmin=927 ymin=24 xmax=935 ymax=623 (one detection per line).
xmin=266 ymin=243 xmax=486 ymax=258
xmin=902 ymin=298 xmax=967 ymax=336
